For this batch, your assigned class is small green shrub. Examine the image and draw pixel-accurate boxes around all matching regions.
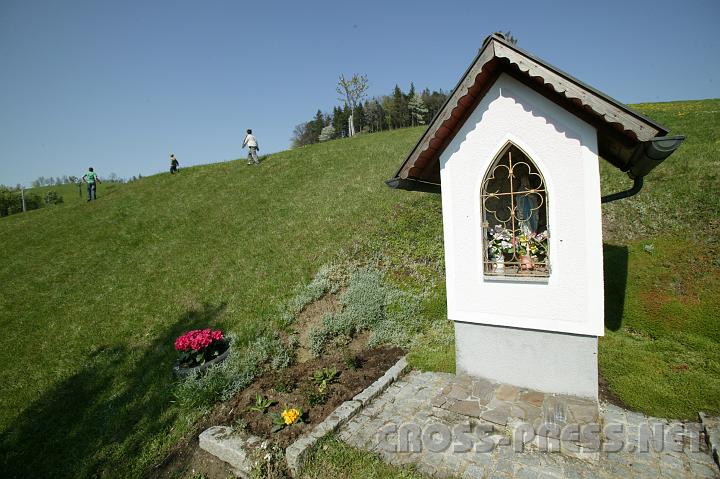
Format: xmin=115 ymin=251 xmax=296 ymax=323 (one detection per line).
xmin=307 ymin=327 xmax=331 ymax=357
xmin=248 ymin=393 xmax=275 ymax=414
xmin=343 ymin=353 xmax=362 ymax=370
xmin=174 ymin=333 xmax=295 ymax=409
xmin=310 ymin=367 xmax=338 ymax=387
xmin=173 ymin=366 xmax=229 ymax=410
xmin=44 ymin=190 xmax=64 ymax=205
xmin=306 ymin=388 xmax=328 ymax=407
xmin=271 ymin=347 xmax=294 ymax=370
xmin=233 ymin=417 xmax=248 ymax=432
xmin=287 ymin=333 xmax=300 ymax=349
xmin=305 ymin=267 xmax=424 ymax=356
xmin=281 ymin=266 xmax=337 ymax=325
xmin=273 ymin=378 xmax=295 ymax=393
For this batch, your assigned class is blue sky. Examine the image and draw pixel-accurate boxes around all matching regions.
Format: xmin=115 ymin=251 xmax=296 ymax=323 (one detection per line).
xmin=1 ymin=0 xmax=718 ymax=187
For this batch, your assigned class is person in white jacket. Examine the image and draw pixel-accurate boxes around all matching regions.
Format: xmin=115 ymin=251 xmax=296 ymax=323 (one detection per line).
xmin=242 ymin=129 xmax=260 ymax=165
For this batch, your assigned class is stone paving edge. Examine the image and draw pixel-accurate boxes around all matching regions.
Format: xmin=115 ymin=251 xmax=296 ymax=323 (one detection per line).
xmin=195 ymin=355 xmax=411 ymax=478
xmin=285 ymin=355 xmax=410 ymax=476
xmin=198 ymin=425 xmax=262 ymax=478
xmin=699 ymin=412 xmax=720 ymax=471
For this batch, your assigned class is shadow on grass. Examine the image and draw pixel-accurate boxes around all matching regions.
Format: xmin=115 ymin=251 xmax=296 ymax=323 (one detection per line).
xmin=604 ymin=243 xmax=628 ymax=331
xmin=0 ymin=302 xmax=227 ymax=479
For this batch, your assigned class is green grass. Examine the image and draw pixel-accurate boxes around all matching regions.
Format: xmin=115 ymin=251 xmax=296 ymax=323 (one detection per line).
xmin=0 ymin=128 xmax=440 ymax=478
xmin=0 ymin=99 xmax=718 ymax=478
xmin=25 ymin=181 xmax=125 ymax=206
xmin=598 ymin=99 xmax=720 ymax=418
xmin=300 ymin=436 xmax=430 ymax=479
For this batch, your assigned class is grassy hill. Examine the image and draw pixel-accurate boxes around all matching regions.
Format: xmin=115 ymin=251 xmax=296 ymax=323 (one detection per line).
xmin=24 ymin=181 xmax=126 ymax=206
xmin=0 ymin=99 xmax=718 ymax=478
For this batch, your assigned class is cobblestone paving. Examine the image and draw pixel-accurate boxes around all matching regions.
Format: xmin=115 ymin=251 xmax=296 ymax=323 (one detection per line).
xmin=431 ymin=373 xmax=598 ymax=432
xmin=337 ymin=371 xmax=720 ymax=478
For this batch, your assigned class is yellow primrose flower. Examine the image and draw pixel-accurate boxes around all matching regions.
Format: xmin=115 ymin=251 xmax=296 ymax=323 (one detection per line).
xmin=281 ymin=408 xmax=300 ymax=425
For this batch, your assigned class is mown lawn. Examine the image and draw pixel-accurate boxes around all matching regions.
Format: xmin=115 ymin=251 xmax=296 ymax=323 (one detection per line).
xmin=0 ymin=128 xmax=437 ymax=478
xmin=0 ymin=99 xmax=717 ymax=478
xmin=26 ymin=180 xmax=125 ymax=206
xmin=598 ymin=99 xmax=720 ymax=418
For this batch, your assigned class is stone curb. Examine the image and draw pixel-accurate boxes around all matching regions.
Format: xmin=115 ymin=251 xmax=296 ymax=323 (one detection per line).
xmin=286 ymin=355 xmax=410 ymax=476
xmin=198 ymin=426 xmax=262 ymax=478
xmin=353 ymin=356 xmax=409 ymax=406
xmin=699 ymin=412 xmax=720 ymax=470
xmin=285 ymin=400 xmax=362 ymax=476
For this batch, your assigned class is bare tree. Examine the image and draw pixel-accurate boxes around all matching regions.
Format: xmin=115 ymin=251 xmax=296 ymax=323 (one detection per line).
xmin=336 ymin=73 xmax=369 ymax=137
xmin=290 ymin=122 xmax=316 ymax=148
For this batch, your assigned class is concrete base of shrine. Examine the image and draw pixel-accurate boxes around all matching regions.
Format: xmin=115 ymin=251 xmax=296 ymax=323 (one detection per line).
xmin=454 ymin=321 xmax=598 ymax=399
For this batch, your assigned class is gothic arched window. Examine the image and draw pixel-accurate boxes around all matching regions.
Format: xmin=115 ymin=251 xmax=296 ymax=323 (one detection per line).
xmin=481 ymin=143 xmax=550 ymax=278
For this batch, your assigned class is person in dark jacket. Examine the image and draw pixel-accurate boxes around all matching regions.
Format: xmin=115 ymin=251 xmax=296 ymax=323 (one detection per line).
xmin=170 ymin=154 xmax=180 ymax=174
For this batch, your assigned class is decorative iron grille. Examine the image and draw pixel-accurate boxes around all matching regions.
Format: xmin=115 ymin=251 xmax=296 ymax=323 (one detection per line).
xmin=481 ymin=144 xmax=550 ymax=278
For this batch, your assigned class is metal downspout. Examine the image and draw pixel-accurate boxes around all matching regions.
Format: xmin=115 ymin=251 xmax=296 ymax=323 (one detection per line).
xmin=601 ymin=176 xmax=644 ymax=204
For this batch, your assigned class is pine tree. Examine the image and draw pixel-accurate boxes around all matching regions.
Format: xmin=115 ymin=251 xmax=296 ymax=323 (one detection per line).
xmin=422 ymin=88 xmax=449 ymax=121
xmin=331 ymin=106 xmax=344 ymax=136
xmin=354 ymin=102 xmax=366 ymax=133
xmin=364 ymin=100 xmax=384 ymax=132
xmin=310 ymin=110 xmax=324 ymax=143
xmin=382 ymin=95 xmax=394 ymax=129
xmin=390 ymin=85 xmax=409 ymax=129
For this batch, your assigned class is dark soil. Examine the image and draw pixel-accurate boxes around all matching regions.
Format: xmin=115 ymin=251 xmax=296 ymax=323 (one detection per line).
xmin=210 ymin=345 xmax=403 ymax=448
xmin=152 ymin=345 xmax=403 ymax=478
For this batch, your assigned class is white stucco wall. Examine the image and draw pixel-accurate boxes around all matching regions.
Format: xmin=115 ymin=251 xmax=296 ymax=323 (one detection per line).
xmin=440 ymin=73 xmax=605 ymax=337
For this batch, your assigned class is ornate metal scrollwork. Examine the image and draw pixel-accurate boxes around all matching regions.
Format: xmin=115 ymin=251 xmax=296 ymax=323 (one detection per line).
xmin=481 ymin=144 xmax=550 ymax=278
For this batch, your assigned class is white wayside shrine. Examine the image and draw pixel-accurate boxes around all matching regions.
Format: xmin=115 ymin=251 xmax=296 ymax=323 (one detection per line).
xmin=386 ymin=34 xmax=684 ymax=399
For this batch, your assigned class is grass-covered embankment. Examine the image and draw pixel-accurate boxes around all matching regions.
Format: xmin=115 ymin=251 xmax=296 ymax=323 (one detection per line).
xmin=0 ymin=99 xmax=717 ymax=477
xmin=0 ymin=127 xmax=444 ymax=477
xmin=598 ymin=99 xmax=720 ymax=418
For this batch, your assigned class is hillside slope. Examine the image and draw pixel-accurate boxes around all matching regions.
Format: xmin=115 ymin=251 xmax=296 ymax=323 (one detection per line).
xmin=0 ymin=99 xmax=718 ymax=478
xmin=0 ymin=127 xmax=440 ymax=477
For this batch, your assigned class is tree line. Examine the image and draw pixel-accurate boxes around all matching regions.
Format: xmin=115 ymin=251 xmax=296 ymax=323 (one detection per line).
xmin=0 ymin=173 xmax=136 ymax=218
xmin=29 ymin=172 xmax=129 ymax=188
xmin=291 ymin=82 xmax=449 ymax=148
xmin=0 ymin=186 xmax=63 ymax=217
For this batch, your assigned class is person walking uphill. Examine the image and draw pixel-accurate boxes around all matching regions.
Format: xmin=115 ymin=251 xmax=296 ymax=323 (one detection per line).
xmin=82 ymin=167 xmax=101 ymax=201
xmin=242 ymin=129 xmax=260 ymax=165
xmin=170 ymin=154 xmax=180 ymax=174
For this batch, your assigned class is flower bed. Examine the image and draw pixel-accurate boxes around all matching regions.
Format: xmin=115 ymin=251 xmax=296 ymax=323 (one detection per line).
xmin=209 ymin=345 xmax=403 ymax=448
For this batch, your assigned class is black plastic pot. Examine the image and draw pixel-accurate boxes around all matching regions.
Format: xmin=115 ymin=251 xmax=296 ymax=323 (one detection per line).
xmin=172 ymin=341 xmax=231 ymax=378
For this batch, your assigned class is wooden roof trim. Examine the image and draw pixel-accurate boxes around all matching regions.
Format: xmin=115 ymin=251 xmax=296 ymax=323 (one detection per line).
xmin=396 ymin=42 xmax=497 ymax=180
xmin=492 ymin=43 xmax=661 ymax=141
xmin=393 ymin=34 xmax=671 ymax=184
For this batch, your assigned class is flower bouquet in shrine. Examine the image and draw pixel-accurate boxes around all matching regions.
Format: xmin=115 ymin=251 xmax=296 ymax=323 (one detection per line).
xmin=515 ymin=230 xmax=549 ymax=268
xmin=487 ymin=225 xmax=514 ymax=272
xmin=488 ymin=225 xmax=514 ymax=258
xmin=174 ymin=328 xmax=228 ymax=369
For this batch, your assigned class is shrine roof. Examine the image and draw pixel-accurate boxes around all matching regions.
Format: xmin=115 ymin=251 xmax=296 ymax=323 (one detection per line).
xmin=386 ymin=33 xmax=684 ymax=194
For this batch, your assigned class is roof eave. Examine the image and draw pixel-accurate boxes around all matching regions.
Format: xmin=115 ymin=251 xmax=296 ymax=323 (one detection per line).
xmin=386 ymin=33 xmax=682 ymax=193
xmin=384 ymin=177 xmax=441 ymax=194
